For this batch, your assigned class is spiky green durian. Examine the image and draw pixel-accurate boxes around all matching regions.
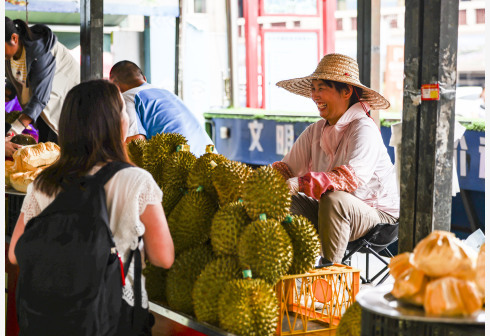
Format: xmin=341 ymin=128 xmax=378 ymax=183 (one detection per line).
xmin=212 ymin=160 xmax=252 ymax=206
xmin=165 ymin=244 xmax=214 ymax=315
xmin=142 ymin=133 xmax=187 ymax=181
xmin=127 ymin=138 xmax=148 ymax=168
xmin=337 ymin=302 xmax=361 ymax=336
xmin=210 ymin=201 xmax=251 ymax=256
xmin=161 ymin=184 xmax=186 ymax=216
xmin=241 ymin=165 xmax=291 ymax=221
xmin=238 ymin=217 xmax=293 ymax=284
xmin=282 ymin=215 xmax=321 ymax=275
xmin=142 ymin=263 xmax=168 ymax=304
xmin=192 ymin=256 xmax=241 ymax=325
xmin=161 ymin=150 xmax=196 ymax=189
xmin=217 ymin=279 xmax=278 ymax=336
xmin=187 ymin=153 xmax=229 ymax=201
xmin=167 ymin=188 xmax=218 ymax=255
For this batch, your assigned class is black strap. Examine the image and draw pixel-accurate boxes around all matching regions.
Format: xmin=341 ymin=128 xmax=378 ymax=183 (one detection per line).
xmin=124 ymin=237 xmax=147 ymax=331
xmin=93 ymin=161 xmax=133 ymax=186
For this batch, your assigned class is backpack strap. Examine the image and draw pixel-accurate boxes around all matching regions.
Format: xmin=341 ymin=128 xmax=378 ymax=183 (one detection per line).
xmin=92 ymin=161 xmax=133 ymax=186
xmin=124 ymin=237 xmax=148 ymax=331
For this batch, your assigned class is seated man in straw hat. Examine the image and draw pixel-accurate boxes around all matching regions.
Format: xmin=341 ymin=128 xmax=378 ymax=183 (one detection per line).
xmin=109 ymin=60 xmax=215 ymax=157
xmin=272 ymin=53 xmax=399 ymax=265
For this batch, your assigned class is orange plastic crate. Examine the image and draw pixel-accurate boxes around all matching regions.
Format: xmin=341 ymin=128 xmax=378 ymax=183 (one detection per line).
xmin=275 ymin=264 xmax=360 ymax=335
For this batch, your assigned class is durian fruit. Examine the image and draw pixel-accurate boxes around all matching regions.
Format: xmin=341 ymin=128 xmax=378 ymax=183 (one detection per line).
xmin=167 ymin=188 xmax=218 ymax=255
xmin=217 ymin=279 xmax=278 ymax=336
xmin=142 ymin=263 xmax=168 ymax=304
xmin=238 ymin=217 xmax=293 ymax=284
xmin=11 ymin=134 xmax=37 ymax=145
xmin=6 ymin=111 xmax=21 ymax=125
xmin=210 ymin=201 xmax=251 ymax=256
xmin=424 ymin=277 xmax=483 ymax=316
xmin=241 ymin=165 xmax=291 ymax=221
xmin=192 ymin=256 xmax=241 ymax=325
xmin=282 ymin=215 xmax=320 ymax=275
xmin=336 ymin=302 xmax=361 ymax=336
xmin=127 ymin=138 xmax=147 ymax=168
xmin=165 ymin=244 xmax=214 ymax=315
xmin=161 ymin=149 xmax=196 ymax=189
xmin=161 ymin=184 xmax=186 ymax=216
xmin=212 ymin=160 xmax=252 ymax=206
xmin=143 ymin=133 xmax=187 ymax=181
xmin=187 ymin=152 xmax=229 ymax=201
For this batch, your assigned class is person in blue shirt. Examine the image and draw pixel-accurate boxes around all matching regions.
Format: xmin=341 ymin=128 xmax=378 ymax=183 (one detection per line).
xmin=109 ymin=61 xmax=215 ymax=157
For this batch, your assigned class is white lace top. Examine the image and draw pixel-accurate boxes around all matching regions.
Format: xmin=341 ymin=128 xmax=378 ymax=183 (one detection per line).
xmin=20 ymin=164 xmax=163 ymax=308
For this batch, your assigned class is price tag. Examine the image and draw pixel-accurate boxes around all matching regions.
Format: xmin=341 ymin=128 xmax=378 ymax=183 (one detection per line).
xmin=421 ymin=84 xmax=440 ymax=101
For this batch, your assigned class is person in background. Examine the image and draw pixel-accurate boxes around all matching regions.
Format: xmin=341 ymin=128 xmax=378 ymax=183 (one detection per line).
xmin=5 ymin=17 xmax=80 ymax=143
xmin=8 ymin=79 xmax=174 ymax=333
xmin=109 ymin=60 xmax=215 ymax=157
xmin=272 ymin=53 xmax=399 ymax=265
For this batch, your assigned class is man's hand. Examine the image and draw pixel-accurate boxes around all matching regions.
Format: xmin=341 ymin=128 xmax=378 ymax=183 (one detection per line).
xmin=5 ymin=136 xmax=22 ymax=157
xmin=286 ymin=177 xmax=299 ymax=196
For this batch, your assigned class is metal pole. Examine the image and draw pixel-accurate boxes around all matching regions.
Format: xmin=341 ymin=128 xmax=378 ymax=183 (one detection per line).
xmin=244 ymin=0 xmax=259 ymax=108
xmin=225 ymin=0 xmax=239 ymax=108
xmin=143 ymin=16 xmax=152 ymax=83
xmin=80 ymin=0 xmax=104 ymax=81
xmin=399 ymin=0 xmax=459 ymax=251
xmin=357 ymin=0 xmax=371 ymax=87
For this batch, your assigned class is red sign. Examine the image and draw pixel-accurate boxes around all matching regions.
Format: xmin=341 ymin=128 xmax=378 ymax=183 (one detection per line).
xmin=421 ymin=83 xmax=440 ymax=101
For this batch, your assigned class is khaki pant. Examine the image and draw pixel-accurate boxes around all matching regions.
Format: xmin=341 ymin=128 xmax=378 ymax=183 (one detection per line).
xmin=290 ymin=191 xmax=398 ymax=263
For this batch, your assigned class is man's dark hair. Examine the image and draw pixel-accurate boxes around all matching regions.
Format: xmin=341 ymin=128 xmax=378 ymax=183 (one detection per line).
xmin=109 ymin=60 xmax=145 ymax=86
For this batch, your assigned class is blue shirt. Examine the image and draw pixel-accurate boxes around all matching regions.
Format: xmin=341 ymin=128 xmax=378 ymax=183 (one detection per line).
xmin=126 ymin=83 xmax=214 ymax=157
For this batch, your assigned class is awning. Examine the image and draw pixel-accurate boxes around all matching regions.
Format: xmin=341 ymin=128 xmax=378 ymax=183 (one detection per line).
xmin=5 ymin=0 xmax=179 ymax=17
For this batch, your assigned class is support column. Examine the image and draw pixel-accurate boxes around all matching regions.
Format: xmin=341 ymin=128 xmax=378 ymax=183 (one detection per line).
xmin=226 ymin=0 xmax=239 ymax=107
xmin=322 ymin=0 xmax=336 ymax=55
xmin=399 ymin=0 xmax=459 ymax=252
xmin=80 ymin=0 xmax=103 ymax=81
xmin=357 ymin=0 xmax=371 ymax=86
xmin=244 ymin=0 xmax=259 ymax=108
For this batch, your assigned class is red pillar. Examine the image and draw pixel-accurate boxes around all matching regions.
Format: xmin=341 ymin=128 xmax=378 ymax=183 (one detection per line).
xmin=322 ymin=0 xmax=336 ymax=55
xmin=244 ymin=0 xmax=259 ymax=108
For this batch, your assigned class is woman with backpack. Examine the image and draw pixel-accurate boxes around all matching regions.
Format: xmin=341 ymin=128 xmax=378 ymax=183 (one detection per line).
xmin=8 ymin=79 xmax=174 ymax=335
xmin=5 ymin=17 xmax=80 ymax=143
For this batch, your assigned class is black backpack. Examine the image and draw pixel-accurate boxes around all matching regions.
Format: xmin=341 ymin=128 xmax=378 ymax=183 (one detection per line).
xmin=15 ymin=161 xmax=153 ymax=336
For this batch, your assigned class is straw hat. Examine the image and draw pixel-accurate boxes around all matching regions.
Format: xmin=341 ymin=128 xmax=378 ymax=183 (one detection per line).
xmin=276 ymin=53 xmax=390 ymax=110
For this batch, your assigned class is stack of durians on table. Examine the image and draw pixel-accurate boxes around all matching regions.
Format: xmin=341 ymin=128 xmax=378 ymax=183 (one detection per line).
xmin=127 ymin=133 xmax=321 ymax=336
xmin=388 ymin=231 xmax=485 ymax=317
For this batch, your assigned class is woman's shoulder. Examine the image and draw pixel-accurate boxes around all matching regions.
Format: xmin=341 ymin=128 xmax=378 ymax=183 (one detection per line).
xmin=113 ymin=165 xmax=155 ymax=181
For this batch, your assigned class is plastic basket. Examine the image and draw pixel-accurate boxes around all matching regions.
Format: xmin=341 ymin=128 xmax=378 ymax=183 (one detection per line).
xmin=274 ymin=264 xmax=360 ymax=335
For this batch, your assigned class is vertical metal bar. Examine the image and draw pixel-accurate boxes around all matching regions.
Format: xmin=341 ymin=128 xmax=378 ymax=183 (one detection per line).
xmin=399 ymin=0 xmax=459 ymax=251
xmin=174 ymin=15 xmax=180 ymax=96
xmin=415 ymin=0 xmax=458 ymax=241
xmin=398 ymin=0 xmax=422 ymax=253
xmin=143 ymin=16 xmax=151 ymax=83
xmin=80 ymin=0 xmax=104 ymax=81
xmin=357 ymin=0 xmax=371 ymax=86
xmin=226 ymin=0 xmax=239 ymax=108
xmin=244 ymin=0 xmax=259 ymax=108
xmin=322 ymin=0 xmax=336 ymax=55
xmin=175 ymin=0 xmax=186 ymax=98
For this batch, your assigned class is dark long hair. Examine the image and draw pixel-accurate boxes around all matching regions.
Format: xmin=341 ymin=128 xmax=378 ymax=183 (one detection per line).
xmin=34 ymin=80 xmax=132 ymax=196
xmin=5 ymin=17 xmax=38 ymax=43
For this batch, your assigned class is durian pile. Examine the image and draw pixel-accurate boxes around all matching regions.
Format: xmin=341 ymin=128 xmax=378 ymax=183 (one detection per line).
xmin=127 ymin=133 xmax=321 ymax=336
xmin=388 ymin=231 xmax=485 ymax=317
